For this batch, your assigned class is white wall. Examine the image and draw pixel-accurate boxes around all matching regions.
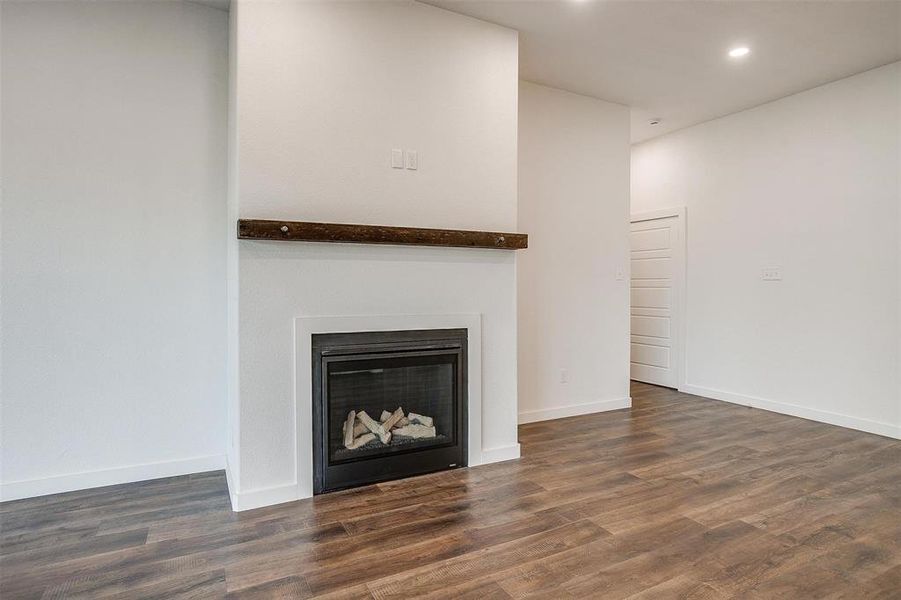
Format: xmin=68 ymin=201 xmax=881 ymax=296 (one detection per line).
xmin=226 ymin=0 xmax=242 ymax=496
xmin=517 ymin=82 xmax=632 ymax=423
xmin=632 ymin=62 xmax=901 ymax=438
xmin=229 ymin=0 xmax=519 ymax=505
xmin=1 ymin=1 xmax=229 ymax=500
xmin=236 ymin=0 xmax=517 ymax=230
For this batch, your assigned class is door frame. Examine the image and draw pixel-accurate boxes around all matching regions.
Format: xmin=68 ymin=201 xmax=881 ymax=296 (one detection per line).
xmin=629 ymin=207 xmax=687 ymax=391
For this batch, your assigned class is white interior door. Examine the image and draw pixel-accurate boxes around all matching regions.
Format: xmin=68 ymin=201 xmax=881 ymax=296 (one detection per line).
xmin=630 ymin=214 xmax=681 ymax=388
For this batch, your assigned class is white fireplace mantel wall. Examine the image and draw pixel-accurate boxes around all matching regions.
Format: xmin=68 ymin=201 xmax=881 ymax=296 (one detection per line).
xmin=227 ymin=0 xmax=520 ymax=510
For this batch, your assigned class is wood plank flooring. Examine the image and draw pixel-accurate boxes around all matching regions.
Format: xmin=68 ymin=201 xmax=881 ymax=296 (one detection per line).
xmin=2 ymin=382 xmax=899 ymax=599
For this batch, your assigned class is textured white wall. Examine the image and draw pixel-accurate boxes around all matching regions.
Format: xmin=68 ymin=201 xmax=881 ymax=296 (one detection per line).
xmin=230 ymin=1 xmax=519 ymax=500
xmin=1 ymin=0 xmax=229 ymax=499
xmin=517 ymin=82 xmax=632 ymax=423
xmin=632 ymin=63 xmax=901 ymax=438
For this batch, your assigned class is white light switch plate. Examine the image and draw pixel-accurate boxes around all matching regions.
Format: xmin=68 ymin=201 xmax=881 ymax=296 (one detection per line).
xmin=391 ymin=149 xmax=404 ymax=169
xmin=405 ymin=150 xmax=418 ymax=170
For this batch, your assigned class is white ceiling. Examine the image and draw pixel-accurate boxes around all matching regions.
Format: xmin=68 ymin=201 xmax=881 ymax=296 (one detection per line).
xmin=424 ymin=0 xmax=901 ymax=142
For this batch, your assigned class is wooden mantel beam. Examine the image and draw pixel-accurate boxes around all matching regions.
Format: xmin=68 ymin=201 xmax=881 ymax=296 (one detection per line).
xmin=237 ymin=219 xmax=528 ymax=250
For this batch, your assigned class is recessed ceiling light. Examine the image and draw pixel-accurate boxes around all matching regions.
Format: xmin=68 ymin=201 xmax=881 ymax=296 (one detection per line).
xmin=728 ymin=46 xmax=750 ymax=58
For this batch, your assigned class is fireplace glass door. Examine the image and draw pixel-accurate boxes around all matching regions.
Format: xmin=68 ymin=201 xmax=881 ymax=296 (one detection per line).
xmin=312 ymin=329 xmax=467 ymax=493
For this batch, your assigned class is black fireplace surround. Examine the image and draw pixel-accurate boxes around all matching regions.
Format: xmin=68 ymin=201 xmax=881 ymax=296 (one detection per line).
xmin=312 ymin=328 xmax=467 ymax=494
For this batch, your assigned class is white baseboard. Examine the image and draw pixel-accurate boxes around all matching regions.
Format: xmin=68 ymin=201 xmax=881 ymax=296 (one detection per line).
xmin=229 ymin=442 xmax=522 ymax=512
xmin=518 ymin=396 xmax=632 ymax=424
xmin=0 ymin=454 xmax=226 ymax=502
xmin=230 ymin=482 xmax=300 ymax=512
xmin=480 ymin=443 xmax=521 ymax=464
xmin=681 ymin=384 xmax=901 ymax=440
xmin=224 ymin=455 xmax=238 ymax=511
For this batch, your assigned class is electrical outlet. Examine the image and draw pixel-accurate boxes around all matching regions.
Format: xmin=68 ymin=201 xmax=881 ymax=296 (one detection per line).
xmin=560 ymin=369 xmax=568 ymax=384
xmin=761 ymin=266 xmax=783 ymax=281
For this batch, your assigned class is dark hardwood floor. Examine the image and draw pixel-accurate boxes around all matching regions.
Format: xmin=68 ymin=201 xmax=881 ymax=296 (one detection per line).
xmin=2 ymin=382 xmax=899 ymax=599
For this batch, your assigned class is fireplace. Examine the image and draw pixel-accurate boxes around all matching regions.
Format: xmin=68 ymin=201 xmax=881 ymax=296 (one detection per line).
xmin=311 ymin=328 xmax=468 ymax=494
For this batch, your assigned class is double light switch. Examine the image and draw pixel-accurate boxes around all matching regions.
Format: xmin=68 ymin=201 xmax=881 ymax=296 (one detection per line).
xmin=391 ymin=149 xmax=418 ymax=170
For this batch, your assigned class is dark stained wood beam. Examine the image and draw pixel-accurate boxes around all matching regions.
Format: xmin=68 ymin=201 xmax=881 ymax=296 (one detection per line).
xmin=237 ymin=219 xmax=528 ymax=250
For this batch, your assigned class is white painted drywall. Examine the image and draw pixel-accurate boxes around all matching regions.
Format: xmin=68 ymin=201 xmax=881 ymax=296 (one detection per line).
xmin=1 ymin=1 xmax=229 ymax=500
xmin=517 ymin=82 xmax=632 ymax=423
xmin=235 ymin=1 xmax=517 ymax=230
xmin=229 ymin=0 xmax=519 ymax=501
xmin=225 ymin=0 xmax=242 ymax=497
xmin=632 ymin=62 xmax=901 ymax=438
